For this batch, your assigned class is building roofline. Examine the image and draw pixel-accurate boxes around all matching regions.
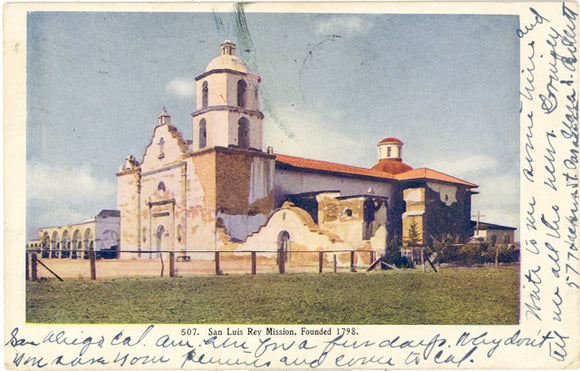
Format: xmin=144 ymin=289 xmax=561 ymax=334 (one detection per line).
xmin=472 ymin=221 xmax=517 ymax=230
xmin=275 ymin=154 xmax=397 ymax=182
xmin=396 ymin=167 xmax=478 ymax=188
xmin=336 ymin=194 xmax=389 ymax=201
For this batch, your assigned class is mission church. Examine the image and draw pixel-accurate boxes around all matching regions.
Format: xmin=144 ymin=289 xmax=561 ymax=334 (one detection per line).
xmin=115 ymin=40 xmax=478 ymax=263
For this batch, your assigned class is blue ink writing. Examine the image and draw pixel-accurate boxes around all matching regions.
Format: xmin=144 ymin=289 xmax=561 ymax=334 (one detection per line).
xmin=111 ymin=325 xmax=153 ymax=347
xmin=523 ymin=266 xmax=543 ymax=321
xmin=517 ymin=7 xmax=550 ymax=38
xmin=5 ymin=328 xmax=40 ymax=347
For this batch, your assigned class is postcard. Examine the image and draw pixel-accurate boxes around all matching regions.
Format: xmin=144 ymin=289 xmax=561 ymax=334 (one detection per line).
xmin=4 ymin=1 xmax=579 ymax=369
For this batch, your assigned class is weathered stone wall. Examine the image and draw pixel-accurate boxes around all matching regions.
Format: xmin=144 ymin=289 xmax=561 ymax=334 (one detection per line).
xmin=424 ymin=182 xmax=472 ymax=244
xmin=223 ymin=202 xmax=351 ymax=263
xmin=214 ymin=147 xmax=275 ymax=240
xmin=402 ymin=183 xmax=473 ymax=247
xmin=185 ymin=151 xmax=218 ymax=252
xmin=318 ymin=195 xmax=365 ymax=247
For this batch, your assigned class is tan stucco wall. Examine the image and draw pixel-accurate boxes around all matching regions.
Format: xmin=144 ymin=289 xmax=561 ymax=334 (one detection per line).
xmin=117 ymin=169 xmax=140 ymax=253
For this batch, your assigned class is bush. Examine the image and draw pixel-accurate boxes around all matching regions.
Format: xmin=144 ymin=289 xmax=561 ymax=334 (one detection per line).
xmin=458 ymin=243 xmax=488 ymax=266
xmin=393 ymin=255 xmax=414 ymax=268
xmin=430 ymin=234 xmax=460 ymax=264
xmin=487 ymin=244 xmax=520 ymax=264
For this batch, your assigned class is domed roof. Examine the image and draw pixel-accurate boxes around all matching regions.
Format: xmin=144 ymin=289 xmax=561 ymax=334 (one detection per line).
xmin=370 ymin=159 xmax=413 ymax=175
xmin=205 ymin=40 xmax=248 ymax=73
xmin=378 ymin=137 xmax=403 ymax=145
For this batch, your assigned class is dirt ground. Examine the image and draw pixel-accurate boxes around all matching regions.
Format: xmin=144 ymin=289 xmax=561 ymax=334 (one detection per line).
xmin=28 ymin=255 xmax=359 ymax=280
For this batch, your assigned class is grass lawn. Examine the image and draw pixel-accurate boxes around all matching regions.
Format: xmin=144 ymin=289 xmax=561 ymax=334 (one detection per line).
xmin=26 ymin=266 xmax=519 ymax=325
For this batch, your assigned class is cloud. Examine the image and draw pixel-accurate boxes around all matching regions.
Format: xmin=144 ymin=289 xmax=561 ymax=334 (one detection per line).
xmin=316 ymin=16 xmax=373 ymax=37
xmin=28 ymin=161 xmax=115 ymax=201
xmin=471 ymin=172 xmax=519 ymax=238
xmin=27 ymin=161 xmax=116 ymax=229
xmin=165 ymin=77 xmax=196 ymax=97
xmin=431 ymin=154 xmax=498 ymax=178
xmin=264 ymin=106 xmax=366 ymax=166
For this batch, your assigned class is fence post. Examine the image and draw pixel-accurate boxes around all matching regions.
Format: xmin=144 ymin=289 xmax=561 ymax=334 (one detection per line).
xmin=169 ymin=252 xmax=176 ymax=277
xmin=215 ymin=251 xmax=221 ymax=275
xmin=250 ymin=251 xmax=257 ymax=275
xmin=350 ymin=251 xmax=356 ymax=272
xmin=31 ymin=253 xmax=38 ymax=282
xmin=90 ymin=249 xmax=97 ymax=280
xmin=279 ymin=252 xmax=285 ymax=274
xmin=318 ymin=251 xmax=324 ymax=273
xmin=333 ymin=254 xmax=337 ymax=273
xmin=26 ymin=252 xmax=30 ymax=281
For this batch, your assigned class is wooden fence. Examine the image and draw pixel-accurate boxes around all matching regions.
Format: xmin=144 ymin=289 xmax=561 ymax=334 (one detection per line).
xmin=25 ymin=249 xmax=378 ymax=281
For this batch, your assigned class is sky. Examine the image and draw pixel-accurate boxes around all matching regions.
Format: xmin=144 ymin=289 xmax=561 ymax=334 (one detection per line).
xmin=26 ymin=9 xmax=520 ymax=239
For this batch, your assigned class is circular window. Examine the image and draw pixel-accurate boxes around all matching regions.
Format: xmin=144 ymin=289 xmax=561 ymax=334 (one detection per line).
xmin=344 ymin=209 xmax=353 ymax=217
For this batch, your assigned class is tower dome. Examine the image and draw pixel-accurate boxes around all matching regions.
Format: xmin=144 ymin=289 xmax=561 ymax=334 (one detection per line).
xmin=370 ymin=137 xmax=413 ymax=174
xmin=205 ymin=40 xmax=248 ymax=73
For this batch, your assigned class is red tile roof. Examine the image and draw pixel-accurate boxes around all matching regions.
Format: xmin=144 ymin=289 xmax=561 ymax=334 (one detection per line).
xmin=276 ymin=154 xmax=396 ymax=180
xmin=378 ymin=137 xmax=403 ymax=145
xmin=275 ymin=154 xmax=477 ymax=188
xmin=370 ymin=159 xmax=413 ymax=174
xmin=396 ymin=168 xmax=478 ymax=187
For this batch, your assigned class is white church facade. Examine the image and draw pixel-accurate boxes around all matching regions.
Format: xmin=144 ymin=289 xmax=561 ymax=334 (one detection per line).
xmin=115 ymin=40 xmax=479 ymax=264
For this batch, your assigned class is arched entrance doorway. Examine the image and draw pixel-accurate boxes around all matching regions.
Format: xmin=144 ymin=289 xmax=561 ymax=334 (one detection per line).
xmin=277 ymin=231 xmax=290 ymax=273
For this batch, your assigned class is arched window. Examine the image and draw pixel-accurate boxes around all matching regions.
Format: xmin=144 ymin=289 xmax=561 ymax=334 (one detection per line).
xmin=237 ymin=80 xmax=247 ymax=108
xmin=199 ymin=119 xmax=207 ymax=149
xmin=504 ymin=234 xmax=510 ymax=243
xmin=202 ymin=81 xmax=208 ymax=109
xmin=157 ymin=182 xmax=166 ymax=197
xmin=156 ymin=225 xmax=165 ymax=258
xmin=238 ymin=118 xmax=250 ymax=149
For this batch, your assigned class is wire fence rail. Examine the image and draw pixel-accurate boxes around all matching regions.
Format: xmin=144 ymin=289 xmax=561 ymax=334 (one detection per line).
xmin=25 ymin=249 xmax=378 ymax=281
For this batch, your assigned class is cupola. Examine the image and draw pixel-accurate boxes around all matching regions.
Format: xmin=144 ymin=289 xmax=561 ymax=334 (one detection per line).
xmin=370 ymin=137 xmax=413 ymax=174
xmin=157 ymin=107 xmax=171 ymax=126
xmin=378 ymin=137 xmax=403 ymax=160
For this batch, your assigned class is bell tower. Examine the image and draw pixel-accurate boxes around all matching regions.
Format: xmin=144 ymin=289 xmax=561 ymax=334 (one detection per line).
xmin=192 ymin=40 xmax=264 ymax=151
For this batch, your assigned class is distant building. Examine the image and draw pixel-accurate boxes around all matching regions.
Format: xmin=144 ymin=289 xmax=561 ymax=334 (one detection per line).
xmin=472 ymin=221 xmax=516 ymax=245
xmin=27 ymin=210 xmax=120 ymax=259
